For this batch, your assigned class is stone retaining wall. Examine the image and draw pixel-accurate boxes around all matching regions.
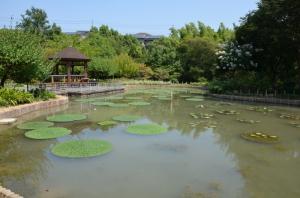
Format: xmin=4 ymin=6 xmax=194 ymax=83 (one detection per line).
xmin=0 ymin=95 xmax=68 ymax=119
xmin=208 ymin=94 xmax=300 ymax=106
xmin=0 ymin=186 xmax=23 ymax=198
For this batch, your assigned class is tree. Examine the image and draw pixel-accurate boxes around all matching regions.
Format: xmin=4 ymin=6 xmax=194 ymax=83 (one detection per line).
xmin=235 ymin=0 xmax=300 ymax=91
xmin=0 ymin=29 xmax=52 ymax=86
xmin=17 ymin=7 xmax=61 ymax=39
xmin=145 ymin=37 xmax=181 ymax=82
xmin=178 ymin=37 xmax=217 ymax=82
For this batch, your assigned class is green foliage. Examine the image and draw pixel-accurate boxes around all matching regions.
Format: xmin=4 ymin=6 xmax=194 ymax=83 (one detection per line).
xmin=24 ymin=127 xmax=71 ymax=140
xmin=146 ymin=37 xmax=181 ymax=82
xmin=17 ymin=7 xmax=61 ymax=39
xmin=88 ymin=57 xmax=118 ymax=79
xmin=178 ymin=37 xmax=217 ymax=82
xmin=233 ymin=0 xmax=300 ymax=92
xmin=51 ymin=139 xmax=112 ymax=158
xmin=88 ymin=53 xmax=141 ymax=79
xmin=29 ymin=88 xmax=55 ymax=101
xmin=46 ymin=114 xmax=87 ymax=122
xmin=0 ymin=29 xmax=53 ymax=86
xmin=17 ymin=121 xmax=54 ymax=130
xmin=0 ymin=88 xmax=33 ymax=106
xmin=126 ymin=123 xmax=168 ymax=135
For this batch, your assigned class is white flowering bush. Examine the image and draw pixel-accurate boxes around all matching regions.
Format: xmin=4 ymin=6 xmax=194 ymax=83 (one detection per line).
xmin=215 ymin=41 xmax=258 ymax=71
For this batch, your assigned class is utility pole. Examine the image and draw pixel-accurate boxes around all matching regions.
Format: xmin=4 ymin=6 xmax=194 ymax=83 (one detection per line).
xmin=9 ymin=15 xmax=14 ymax=29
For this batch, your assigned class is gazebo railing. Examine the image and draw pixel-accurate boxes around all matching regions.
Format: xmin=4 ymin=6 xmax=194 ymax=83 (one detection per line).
xmin=50 ymin=75 xmax=86 ymax=83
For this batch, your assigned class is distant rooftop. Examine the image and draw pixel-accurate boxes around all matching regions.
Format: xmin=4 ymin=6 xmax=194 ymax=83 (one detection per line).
xmin=64 ymin=31 xmax=89 ymax=38
xmin=132 ymin=32 xmax=162 ymax=39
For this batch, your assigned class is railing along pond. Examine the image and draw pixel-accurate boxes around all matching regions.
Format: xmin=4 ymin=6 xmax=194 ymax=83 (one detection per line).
xmin=40 ymin=82 xmax=124 ymax=95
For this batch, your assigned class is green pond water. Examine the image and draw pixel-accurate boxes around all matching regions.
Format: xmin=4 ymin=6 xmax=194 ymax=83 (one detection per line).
xmin=1 ymin=87 xmax=300 ymax=198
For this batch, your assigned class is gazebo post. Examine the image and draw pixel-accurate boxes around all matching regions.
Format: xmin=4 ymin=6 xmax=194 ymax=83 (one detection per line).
xmin=84 ymin=61 xmax=88 ymax=78
xmin=67 ymin=62 xmax=72 ymax=83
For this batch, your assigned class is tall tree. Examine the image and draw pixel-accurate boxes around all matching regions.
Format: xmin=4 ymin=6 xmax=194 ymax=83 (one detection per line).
xmin=0 ymin=29 xmax=52 ymax=86
xmin=235 ymin=0 xmax=300 ymax=91
xmin=17 ymin=7 xmax=61 ymax=39
xmin=178 ymin=37 xmax=217 ymax=82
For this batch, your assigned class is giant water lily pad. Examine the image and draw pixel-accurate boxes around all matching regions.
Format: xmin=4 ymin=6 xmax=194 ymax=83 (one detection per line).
xmin=185 ymin=98 xmax=204 ymax=102
xmin=112 ymin=115 xmax=141 ymax=122
xmin=126 ymin=123 xmax=168 ymax=135
xmin=129 ymin=101 xmax=151 ymax=106
xmin=24 ymin=127 xmax=71 ymax=139
xmin=91 ymin=102 xmax=114 ymax=106
xmin=104 ymin=96 xmax=123 ymax=100
xmin=157 ymin=97 xmax=172 ymax=101
xmin=241 ymin=132 xmax=279 ymax=144
xmin=17 ymin=121 xmax=54 ymax=130
xmin=51 ymin=139 xmax=112 ymax=158
xmin=108 ymin=103 xmax=129 ymax=108
xmin=46 ymin=114 xmax=87 ymax=122
xmin=98 ymin=120 xmax=117 ymax=126
xmin=126 ymin=97 xmax=143 ymax=100
xmin=75 ymin=98 xmax=96 ymax=103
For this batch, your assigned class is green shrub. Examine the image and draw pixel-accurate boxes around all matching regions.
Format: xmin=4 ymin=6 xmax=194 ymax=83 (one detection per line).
xmin=0 ymin=88 xmax=34 ymax=107
xmin=30 ymin=88 xmax=56 ymax=101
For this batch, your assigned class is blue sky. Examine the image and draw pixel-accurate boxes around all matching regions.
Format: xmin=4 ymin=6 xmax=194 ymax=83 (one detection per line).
xmin=0 ymin=0 xmax=258 ymax=35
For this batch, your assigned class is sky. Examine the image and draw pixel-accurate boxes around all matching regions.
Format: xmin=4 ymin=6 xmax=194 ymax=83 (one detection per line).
xmin=0 ymin=0 xmax=259 ymax=35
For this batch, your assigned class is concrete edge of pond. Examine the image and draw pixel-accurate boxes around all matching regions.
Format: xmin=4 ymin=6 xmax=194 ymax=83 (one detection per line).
xmin=208 ymin=93 xmax=300 ymax=106
xmin=0 ymin=185 xmax=23 ymax=198
xmin=0 ymin=95 xmax=68 ymax=119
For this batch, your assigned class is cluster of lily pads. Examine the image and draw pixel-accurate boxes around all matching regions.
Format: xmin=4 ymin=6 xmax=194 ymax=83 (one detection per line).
xmin=241 ymin=132 xmax=279 ymax=144
xmin=237 ymin=119 xmax=260 ymax=124
xmin=216 ymin=110 xmax=239 ymax=115
xmin=247 ymin=106 xmax=273 ymax=113
xmin=17 ymin=110 xmax=170 ymax=159
xmin=16 ymin=113 xmax=116 ymax=158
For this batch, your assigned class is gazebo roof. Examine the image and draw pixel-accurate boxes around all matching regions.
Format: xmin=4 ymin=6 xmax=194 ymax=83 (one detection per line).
xmin=49 ymin=47 xmax=90 ymax=61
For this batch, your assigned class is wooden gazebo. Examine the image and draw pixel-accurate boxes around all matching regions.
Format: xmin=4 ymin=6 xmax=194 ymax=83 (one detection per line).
xmin=49 ymin=47 xmax=90 ymax=83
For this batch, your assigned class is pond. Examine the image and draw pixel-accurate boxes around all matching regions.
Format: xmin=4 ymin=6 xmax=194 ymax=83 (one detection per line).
xmin=1 ymin=87 xmax=300 ymax=198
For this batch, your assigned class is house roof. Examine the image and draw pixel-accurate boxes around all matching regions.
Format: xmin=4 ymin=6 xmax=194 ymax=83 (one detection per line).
xmin=49 ymin=47 xmax=90 ymax=61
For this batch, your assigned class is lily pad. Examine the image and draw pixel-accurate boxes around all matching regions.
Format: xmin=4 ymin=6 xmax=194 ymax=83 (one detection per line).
xmin=46 ymin=114 xmax=87 ymax=122
xmin=98 ymin=120 xmax=117 ymax=126
xmin=190 ymin=113 xmax=199 ymax=119
xmin=126 ymin=97 xmax=143 ymax=100
xmin=237 ymin=119 xmax=260 ymax=124
xmin=112 ymin=115 xmax=141 ymax=122
xmin=280 ymin=113 xmax=300 ymax=120
xmin=216 ymin=110 xmax=239 ymax=115
xmin=108 ymin=103 xmax=129 ymax=108
xmin=157 ymin=97 xmax=172 ymax=101
xmin=180 ymin=95 xmax=191 ymax=98
xmin=104 ymin=96 xmax=123 ymax=100
xmin=241 ymin=132 xmax=279 ymax=144
xmin=17 ymin=121 xmax=54 ymax=130
xmin=129 ymin=101 xmax=151 ymax=106
xmin=24 ymin=127 xmax=71 ymax=139
xmin=51 ymin=139 xmax=112 ymax=158
xmin=185 ymin=98 xmax=204 ymax=102
xmin=126 ymin=123 xmax=168 ymax=135
xmin=91 ymin=102 xmax=114 ymax=106
xmin=75 ymin=98 xmax=96 ymax=103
